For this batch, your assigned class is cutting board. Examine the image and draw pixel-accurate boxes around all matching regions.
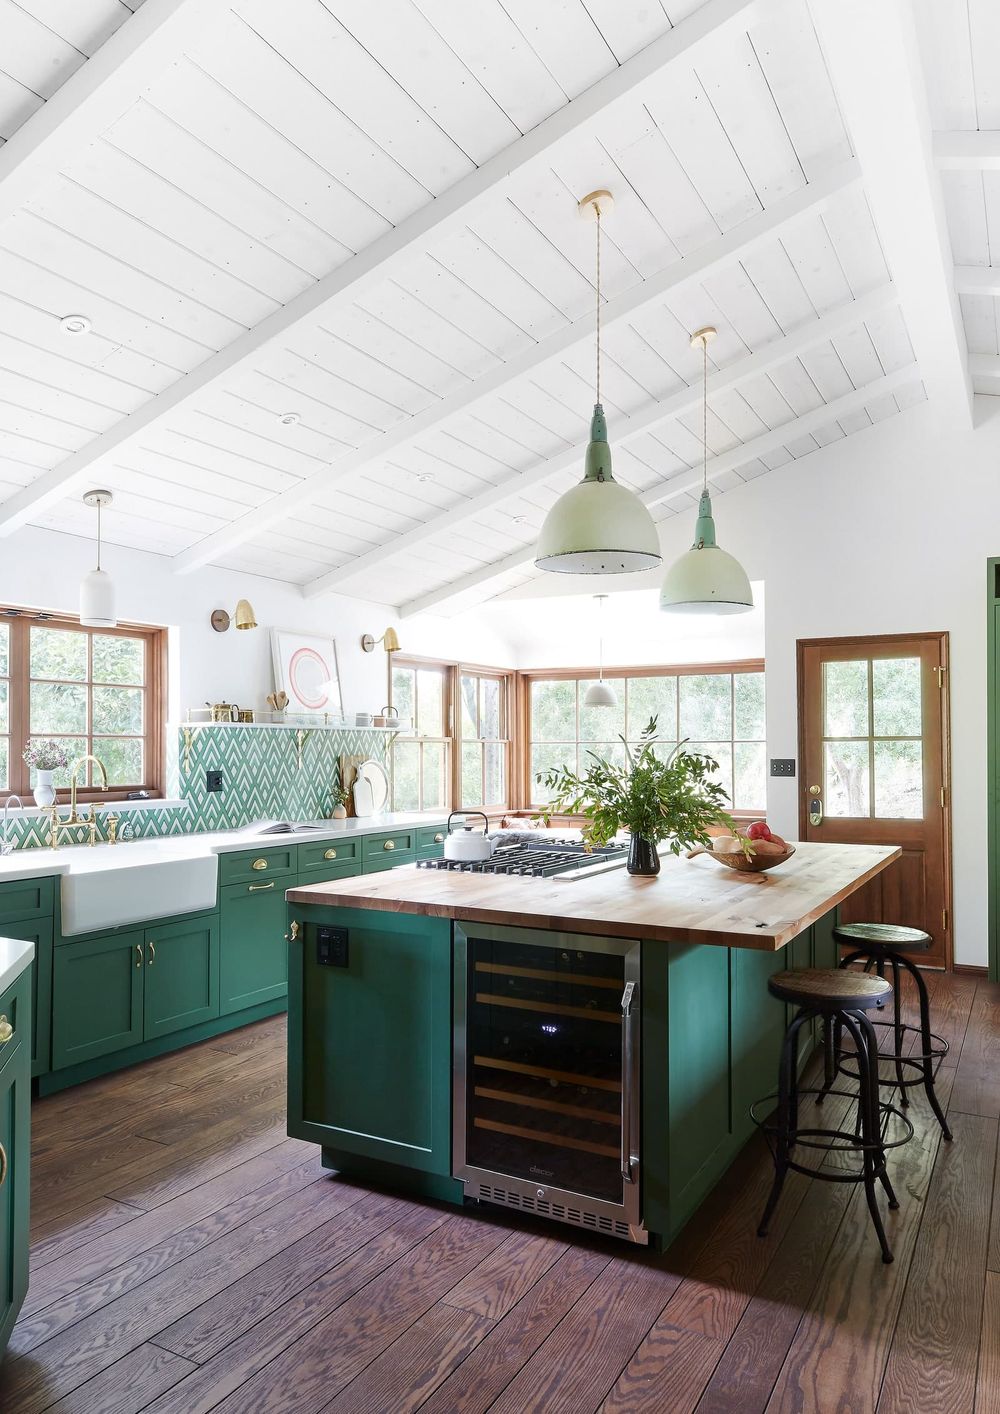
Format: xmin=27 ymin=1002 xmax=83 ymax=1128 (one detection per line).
xmin=339 ymin=754 xmax=367 ymax=817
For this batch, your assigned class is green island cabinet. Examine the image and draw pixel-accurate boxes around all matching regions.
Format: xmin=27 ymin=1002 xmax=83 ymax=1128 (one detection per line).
xmin=0 ymin=964 xmax=31 ymax=1353
xmin=286 ymin=899 xmax=839 ymax=1245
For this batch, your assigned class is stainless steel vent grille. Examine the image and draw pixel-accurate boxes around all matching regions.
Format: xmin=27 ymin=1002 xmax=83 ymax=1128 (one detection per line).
xmin=476 ymin=1182 xmax=641 ymax=1242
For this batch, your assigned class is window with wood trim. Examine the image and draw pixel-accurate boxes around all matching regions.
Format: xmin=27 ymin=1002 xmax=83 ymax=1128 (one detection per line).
xmin=458 ymin=669 xmax=509 ymax=810
xmin=523 ymin=663 xmax=766 ymax=815
xmin=0 ymin=613 xmax=166 ymax=803
xmin=389 ymin=660 xmax=451 ymax=813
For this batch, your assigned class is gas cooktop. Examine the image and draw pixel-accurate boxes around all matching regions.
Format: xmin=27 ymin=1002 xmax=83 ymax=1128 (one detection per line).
xmin=417 ymin=834 xmax=629 ymax=878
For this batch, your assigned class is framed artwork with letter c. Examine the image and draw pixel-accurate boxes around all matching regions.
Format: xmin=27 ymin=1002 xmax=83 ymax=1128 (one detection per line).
xmin=270 ymin=629 xmax=343 ymax=718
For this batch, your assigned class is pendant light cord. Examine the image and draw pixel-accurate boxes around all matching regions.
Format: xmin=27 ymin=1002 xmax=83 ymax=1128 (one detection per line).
xmin=96 ymin=498 xmax=102 ymax=571
xmin=702 ymin=332 xmax=708 ymax=495
xmin=595 ymin=202 xmax=602 ymax=407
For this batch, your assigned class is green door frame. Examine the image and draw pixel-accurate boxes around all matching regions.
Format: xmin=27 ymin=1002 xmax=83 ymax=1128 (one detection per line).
xmin=988 ymin=558 xmax=1000 ymax=982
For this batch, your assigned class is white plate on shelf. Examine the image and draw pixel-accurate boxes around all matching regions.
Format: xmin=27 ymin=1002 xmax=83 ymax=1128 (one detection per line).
xmin=355 ymin=758 xmax=389 ymax=815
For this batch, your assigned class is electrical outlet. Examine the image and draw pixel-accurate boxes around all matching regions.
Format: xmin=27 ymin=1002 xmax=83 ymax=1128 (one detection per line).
xmin=770 ymin=758 xmax=796 ymax=777
xmin=206 ymin=769 xmax=223 ymax=793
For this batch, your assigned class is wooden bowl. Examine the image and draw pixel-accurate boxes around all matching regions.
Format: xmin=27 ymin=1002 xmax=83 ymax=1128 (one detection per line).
xmin=687 ymin=843 xmax=796 ymax=873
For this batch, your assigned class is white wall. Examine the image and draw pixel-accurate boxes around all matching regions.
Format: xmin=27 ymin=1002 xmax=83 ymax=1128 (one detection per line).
xmin=498 ymin=398 xmax=997 ymax=967
xmin=0 ymin=524 xmax=515 ymax=724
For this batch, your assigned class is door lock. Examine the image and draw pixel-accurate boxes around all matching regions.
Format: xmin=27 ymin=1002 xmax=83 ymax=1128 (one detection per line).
xmin=809 ymin=797 xmax=823 ymax=826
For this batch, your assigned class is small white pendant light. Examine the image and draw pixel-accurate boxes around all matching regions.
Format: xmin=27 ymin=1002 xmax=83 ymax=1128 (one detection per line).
xmin=584 ymin=594 xmax=617 ymax=707
xmin=79 ymin=489 xmax=116 ymax=628
xmin=535 ymin=191 xmax=661 ymax=575
xmin=660 ymin=328 xmax=753 ymax=615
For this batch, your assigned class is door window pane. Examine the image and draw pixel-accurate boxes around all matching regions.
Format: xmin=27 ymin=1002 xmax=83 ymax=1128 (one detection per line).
xmin=872 ymin=658 xmax=922 ymax=737
xmin=823 ymin=660 xmax=869 ymax=737
xmin=825 ymin=741 xmax=871 ymax=817
xmin=874 ymin=740 xmax=923 ymax=818
xmin=680 ymin=675 xmax=732 ymax=740
xmin=30 ymin=626 xmax=87 ymax=680
xmin=627 ymin=676 xmax=677 ymax=740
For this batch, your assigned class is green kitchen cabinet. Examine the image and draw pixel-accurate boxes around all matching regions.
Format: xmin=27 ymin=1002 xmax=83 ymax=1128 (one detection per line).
xmin=287 ymin=905 xmax=453 ymax=1177
xmin=143 ymin=915 xmax=219 ymax=1040
xmin=52 ymin=930 xmax=145 ymax=1069
xmin=361 ymin=829 xmax=416 ymax=872
xmin=0 ymin=875 xmax=55 ymax=927
xmin=2 ymin=919 xmax=53 ymax=1078
xmin=0 ymin=968 xmax=31 ymax=1355
xmin=220 ymin=880 xmax=289 ymax=1016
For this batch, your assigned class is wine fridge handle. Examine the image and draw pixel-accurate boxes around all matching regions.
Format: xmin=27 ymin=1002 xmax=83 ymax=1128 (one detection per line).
xmin=620 ymin=981 xmax=637 ymax=1183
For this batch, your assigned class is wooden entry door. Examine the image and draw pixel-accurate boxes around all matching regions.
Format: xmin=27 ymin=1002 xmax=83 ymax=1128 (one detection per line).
xmin=798 ymin=634 xmax=951 ymax=968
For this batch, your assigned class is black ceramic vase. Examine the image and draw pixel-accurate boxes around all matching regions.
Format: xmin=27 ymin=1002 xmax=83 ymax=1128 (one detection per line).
xmin=627 ymin=834 xmax=660 ymax=876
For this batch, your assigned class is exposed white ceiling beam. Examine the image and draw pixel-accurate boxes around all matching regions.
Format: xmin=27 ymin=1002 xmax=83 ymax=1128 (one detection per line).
xmin=0 ymin=0 xmax=227 ymax=226
xmin=955 ymin=267 xmax=1000 ymax=297
xmin=968 ymin=355 xmax=1000 ymax=377
xmin=305 ymin=279 xmax=895 ymax=598
xmin=933 ymin=131 xmax=1000 ymax=171
xmin=808 ymin=0 xmax=973 ymax=429
xmin=178 ymin=155 xmax=860 ymax=576
xmin=0 ymin=0 xmax=757 ymax=542
xmin=399 ymin=363 xmax=920 ymax=617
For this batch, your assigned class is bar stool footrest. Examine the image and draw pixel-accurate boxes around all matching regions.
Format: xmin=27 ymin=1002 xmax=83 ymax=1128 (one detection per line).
xmin=750 ymin=1087 xmax=914 ymax=1185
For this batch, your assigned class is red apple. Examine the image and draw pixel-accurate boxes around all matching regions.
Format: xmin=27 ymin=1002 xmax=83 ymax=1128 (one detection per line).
xmin=746 ymin=820 xmax=772 ymax=841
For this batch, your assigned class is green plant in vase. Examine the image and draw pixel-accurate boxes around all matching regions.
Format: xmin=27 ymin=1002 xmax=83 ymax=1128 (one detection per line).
xmin=536 ymin=717 xmax=742 ymax=876
xmin=329 ymin=783 xmax=350 ymax=820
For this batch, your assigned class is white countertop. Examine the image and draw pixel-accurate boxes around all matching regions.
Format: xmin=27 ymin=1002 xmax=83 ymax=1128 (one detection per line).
xmin=0 ymin=811 xmax=450 ymax=882
xmin=0 ymin=935 xmax=33 ymax=994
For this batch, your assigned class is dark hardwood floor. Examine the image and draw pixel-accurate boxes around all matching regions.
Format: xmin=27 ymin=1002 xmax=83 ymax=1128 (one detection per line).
xmin=3 ymin=970 xmax=999 ymax=1412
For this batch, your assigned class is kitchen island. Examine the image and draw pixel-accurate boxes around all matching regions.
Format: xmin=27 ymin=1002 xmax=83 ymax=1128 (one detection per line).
xmin=286 ymin=840 xmax=899 ymax=1249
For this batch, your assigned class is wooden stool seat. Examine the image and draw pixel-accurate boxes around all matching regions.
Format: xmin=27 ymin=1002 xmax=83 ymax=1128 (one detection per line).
xmin=767 ymin=967 xmax=891 ymax=1011
xmin=833 ymin=923 xmax=931 ymax=953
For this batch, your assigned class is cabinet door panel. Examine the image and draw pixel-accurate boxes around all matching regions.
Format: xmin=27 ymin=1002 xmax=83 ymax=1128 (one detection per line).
xmin=52 ymin=932 xmax=144 ymax=1069
xmin=144 ymin=917 xmax=219 ymax=1040
xmin=0 ymin=1039 xmax=30 ymax=1347
xmin=220 ymin=883 xmax=288 ymax=1016
xmin=0 ymin=924 xmax=49 ymax=1078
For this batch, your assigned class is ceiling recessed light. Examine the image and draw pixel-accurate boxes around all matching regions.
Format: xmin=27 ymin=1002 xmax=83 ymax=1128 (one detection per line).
xmin=511 ymin=515 xmax=527 ymax=525
xmin=60 ymin=314 xmax=92 ymax=336
xmin=278 ymin=411 xmax=301 ymax=427
xmin=414 ymin=472 xmax=434 ymax=483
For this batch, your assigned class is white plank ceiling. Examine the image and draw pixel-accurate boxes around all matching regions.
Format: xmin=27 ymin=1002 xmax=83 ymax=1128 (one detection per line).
xmin=0 ymin=0 xmax=956 ymax=612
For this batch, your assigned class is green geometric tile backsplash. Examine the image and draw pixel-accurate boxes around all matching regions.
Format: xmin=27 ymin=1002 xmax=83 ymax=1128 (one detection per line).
xmin=5 ymin=725 xmax=388 ymax=850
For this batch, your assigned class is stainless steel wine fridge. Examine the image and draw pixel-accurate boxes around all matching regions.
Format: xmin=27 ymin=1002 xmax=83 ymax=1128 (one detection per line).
xmin=453 ymin=923 xmax=645 ymax=1244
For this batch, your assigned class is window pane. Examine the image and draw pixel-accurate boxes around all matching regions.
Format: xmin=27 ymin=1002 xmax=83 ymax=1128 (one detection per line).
xmin=391 ymin=740 xmax=420 ymax=812
xmin=422 ymin=742 xmax=446 ymax=811
xmin=531 ymin=743 xmax=576 ymax=802
xmin=872 ymin=658 xmax=922 ymax=737
xmin=30 ymin=681 xmax=87 ymax=734
xmin=459 ymin=674 xmax=477 ymax=737
xmin=461 ymin=741 xmax=483 ymax=807
xmin=391 ymin=667 xmax=415 ymax=724
xmin=93 ymin=685 xmax=143 ymax=736
xmin=734 ymin=741 xmax=767 ymax=812
xmin=484 ymin=742 xmax=505 ymax=804
xmin=627 ymin=676 xmax=677 ymax=741
xmin=0 ymin=623 xmax=8 ymax=677
xmin=531 ymin=680 xmax=576 ymax=741
xmin=874 ymin=741 xmax=923 ymax=818
xmin=579 ymin=683 xmax=625 ymax=743
xmin=30 ymin=626 xmax=87 ymax=680
xmin=0 ymin=680 xmax=7 ymax=734
xmin=582 ymin=740 xmax=627 ymax=772
xmin=734 ymin=673 xmax=765 ymax=740
xmin=416 ymin=669 xmax=444 ymax=736
xmin=825 ymin=741 xmax=870 ymax=817
xmin=98 ymin=737 xmax=143 ymax=787
xmin=824 ymin=660 xmax=869 ymax=737
xmin=93 ymin=634 xmax=144 ymax=685
xmin=0 ymin=739 xmax=7 ymax=790
xmin=481 ymin=678 xmax=501 ymax=740
xmin=687 ymin=741 xmax=733 ymax=804
xmin=27 ymin=739 xmax=84 ymax=789
xmin=679 ymin=675 xmax=732 ymax=741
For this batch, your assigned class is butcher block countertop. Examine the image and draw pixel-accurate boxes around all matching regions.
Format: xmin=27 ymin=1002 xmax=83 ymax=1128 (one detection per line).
xmin=287 ymin=840 xmax=901 ymax=952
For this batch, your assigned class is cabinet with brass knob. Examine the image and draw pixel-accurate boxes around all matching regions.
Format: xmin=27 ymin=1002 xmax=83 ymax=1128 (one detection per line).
xmin=220 ymin=880 xmax=289 ymax=1017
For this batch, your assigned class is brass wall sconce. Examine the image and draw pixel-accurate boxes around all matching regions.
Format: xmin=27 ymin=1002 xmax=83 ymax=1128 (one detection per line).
xmin=361 ymin=627 xmax=400 ymax=653
xmin=210 ymin=599 xmax=258 ymax=632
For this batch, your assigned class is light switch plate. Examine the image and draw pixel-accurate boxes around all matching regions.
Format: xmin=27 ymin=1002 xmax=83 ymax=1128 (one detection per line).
xmin=770 ymin=758 xmax=796 ymax=777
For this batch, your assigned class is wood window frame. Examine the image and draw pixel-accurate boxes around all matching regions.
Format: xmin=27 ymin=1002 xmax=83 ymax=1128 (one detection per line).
xmin=513 ymin=659 xmax=767 ymax=820
xmin=0 ymin=611 xmax=168 ymax=805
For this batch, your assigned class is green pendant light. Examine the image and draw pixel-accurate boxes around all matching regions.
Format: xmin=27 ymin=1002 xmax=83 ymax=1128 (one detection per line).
xmin=535 ymin=190 xmax=662 ymax=575
xmin=660 ymin=327 xmax=753 ymax=615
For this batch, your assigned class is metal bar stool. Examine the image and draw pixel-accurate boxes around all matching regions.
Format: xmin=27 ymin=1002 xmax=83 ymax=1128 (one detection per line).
xmin=751 ymin=967 xmax=913 ymax=1263
xmin=822 ymin=922 xmax=952 ymax=1141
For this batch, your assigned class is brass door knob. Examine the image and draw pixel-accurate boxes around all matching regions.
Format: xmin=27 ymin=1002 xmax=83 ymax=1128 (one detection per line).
xmin=251 ymin=858 xmax=268 ymax=871
xmin=434 ymin=833 xmax=444 ymax=844
xmin=324 ymin=848 xmax=337 ymax=860
xmin=0 ymin=1015 xmax=12 ymax=1044
xmin=383 ymin=840 xmax=395 ymax=851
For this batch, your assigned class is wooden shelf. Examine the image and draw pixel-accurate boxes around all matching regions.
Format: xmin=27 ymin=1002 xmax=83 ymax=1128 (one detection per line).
xmin=173 ymin=720 xmax=411 ymax=734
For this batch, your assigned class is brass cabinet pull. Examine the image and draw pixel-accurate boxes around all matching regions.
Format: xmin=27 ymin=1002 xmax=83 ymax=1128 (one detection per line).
xmin=248 ymin=882 xmax=275 ymax=892
xmin=148 ymin=940 xmax=156 ymax=966
xmin=135 ymin=943 xmax=143 ymax=968
xmin=383 ymin=840 xmax=396 ymax=851
xmin=285 ymin=920 xmax=300 ymax=943
xmin=0 ymin=1015 xmax=12 ymax=1045
xmin=0 ymin=1140 xmax=6 ymax=1190
xmin=323 ymin=848 xmax=337 ymax=860
xmin=433 ymin=833 xmax=444 ymax=844
xmin=251 ymin=857 xmax=269 ymax=871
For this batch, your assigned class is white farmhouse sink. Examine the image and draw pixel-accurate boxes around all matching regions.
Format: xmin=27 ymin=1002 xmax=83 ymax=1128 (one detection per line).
xmin=60 ymin=842 xmax=219 ymax=936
